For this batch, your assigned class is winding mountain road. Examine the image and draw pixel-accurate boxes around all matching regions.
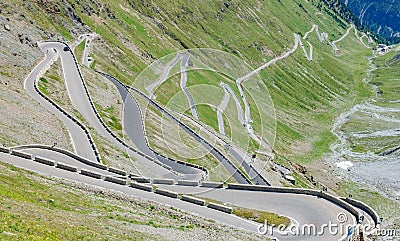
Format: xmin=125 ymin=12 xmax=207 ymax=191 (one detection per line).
xmin=27 ymin=41 xmax=181 ymax=179
xmin=2 ymin=31 xmax=382 ymax=241
xmin=143 ymin=26 xmax=359 ymax=181
xmin=24 ymin=45 xmax=98 ymax=162
xmin=108 ymin=74 xmax=252 ymax=184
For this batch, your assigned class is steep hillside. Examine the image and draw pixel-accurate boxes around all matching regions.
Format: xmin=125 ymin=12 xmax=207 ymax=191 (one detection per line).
xmin=0 ymin=0 xmax=373 ymax=182
xmin=345 ymin=0 xmax=400 ymax=44
xmin=1 ymin=0 xmax=398 ymax=235
xmin=320 ymin=0 xmax=389 ymax=43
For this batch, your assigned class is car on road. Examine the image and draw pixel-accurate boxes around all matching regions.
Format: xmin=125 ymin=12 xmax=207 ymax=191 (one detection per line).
xmin=63 ymin=46 xmax=70 ymax=51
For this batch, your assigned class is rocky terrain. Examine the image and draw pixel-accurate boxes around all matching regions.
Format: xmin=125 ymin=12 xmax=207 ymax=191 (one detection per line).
xmin=0 ymin=11 xmax=72 ymax=150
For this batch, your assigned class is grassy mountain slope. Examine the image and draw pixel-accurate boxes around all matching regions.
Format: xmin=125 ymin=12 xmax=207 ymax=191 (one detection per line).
xmin=345 ymin=0 xmax=400 ymax=44
xmin=2 ymin=0 xmax=398 ymax=234
xmin=320 ymin=0 xmax=390 ymax=44
xmin=1 ymin=0 xmax=374 ymax=181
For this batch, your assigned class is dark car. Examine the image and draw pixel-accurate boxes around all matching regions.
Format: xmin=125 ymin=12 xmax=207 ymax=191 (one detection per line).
xmin=63 ymin=46 xmax=70 ymax=51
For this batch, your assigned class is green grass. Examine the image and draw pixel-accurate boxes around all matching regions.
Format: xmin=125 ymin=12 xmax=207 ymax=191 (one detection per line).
xmin=370 ymin=52 xmax=400 ymax=106
xmin=351 ymin=144 xmax=368 ymax=153
xmin=37 ymin=77 xmax=50 ymax=95
xmin=154 ymin=74 xmax=183 ymax=107
xmin=222 ymin=114 xmax=232 ymax=137
xmin=39 ymin=77 xmax=48 ymax=83
xmin=93 ymin=103 xmax=123 ymax=137
xmin=46 ymin=74 xmax=61 ymax=82
xmin=233 ymin=207 xmax=290 ymax=227
xmin=55 ymin=24 xmax=73 ymax=40
xmin=90 ymin=60 xmax=96 ymax=70
xmin=74 ymin=39 xmax=86 ymax=62
xmin=197 ymin=104 xmax=218 ymax=131
xmin=0 ymin=162 xmax=150 ymax=240
xmin=0 ymin=70 xmax=11 ymax=77
xmin=298 ymin=129 xmax=335 ymax=163
xmin=192 ymin=195 xmax=290 ymax=227
xmin=350 ymin=135 xmax=399 ymax=154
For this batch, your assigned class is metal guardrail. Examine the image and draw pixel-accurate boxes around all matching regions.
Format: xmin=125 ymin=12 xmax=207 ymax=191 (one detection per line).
xmin=13 ymin=145 xmax=107 ymax=170
xmin=1 ymin=147 xmax=371 ymax=224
